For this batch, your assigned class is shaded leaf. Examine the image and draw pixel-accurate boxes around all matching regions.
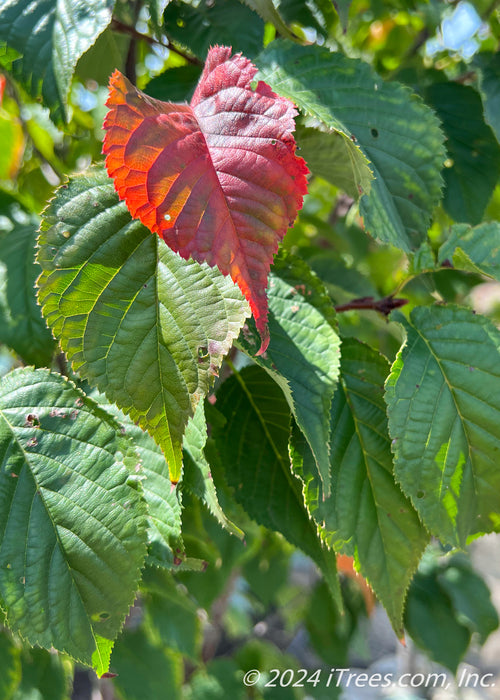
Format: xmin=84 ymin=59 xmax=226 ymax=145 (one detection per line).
xmin=212 ymin=365 xmax=342 ymax=608
xmin=0 ymin=368 xmax=147 ymax=675
xmin=238 ymin=0 xmax=300 ymax=41
xmin=295 ymin=124 xmax=371 ymax=201
xmin=438 ymin=221 xmax=500 ymax=281
xmin=237 ymin=251 xmax=340 ymax=494
xmin=37 ymin=166 xmax=250 ymax=483
xmin=103 ymin=46 xmax=308 ymax=353
xmin=291 ymin=339 xmax=428 ymax=632
xmin=145 ymin=65 xmax=202 ymax=103
xmin=438 ymin=555 xmax=499 ymax=645
xmin=14 ymin=647 xmax=69 ymax=700
xmin=183 ymin=401 xmax=244 ymax=539
xmin=386 ymin=306 xmax=500 ymax=546
xmin=278 ymin=0 xmax=336 ymax=38
xmin=0 ymin=0 xmax=115 ymax=122
xmin=110 ymin=626 xmax=183 ymax=700
xmin=475 ymin=52 xmax=500 ymax=145
xmin=405 ymin=570 xmax=470 ymax=673
xmin=163 ymin=0 xmax=264 ymax=59
xmin=425 ymin=82 xmax=500 ymax=225
xmin=143 ymin=569 xmax=201 ymax=660
xmin=0 ymin=628 xmax=21 ymax=700
xmin=0 ymin=218 xmax=55 ymax=366
xmin=257 ymin=40 xmax=445 ymax=251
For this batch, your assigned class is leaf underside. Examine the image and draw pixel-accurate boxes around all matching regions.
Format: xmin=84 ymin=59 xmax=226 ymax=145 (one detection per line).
xmin=103 ymin=45 xmax=309 ymax=353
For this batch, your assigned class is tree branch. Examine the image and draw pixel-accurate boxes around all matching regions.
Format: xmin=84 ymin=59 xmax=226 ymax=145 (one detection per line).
xmin=335 ymin=295 xmax=408 ymax=315
xmin=111 ymin=19 xmax=202 ymax=66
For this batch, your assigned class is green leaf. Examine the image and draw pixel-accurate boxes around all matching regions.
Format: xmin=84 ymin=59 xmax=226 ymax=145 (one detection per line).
xmin=0 ymin=0 xmax=115 ymax=122
xmin=0 ymin=368 xmax=147 ymax=674
xmin=295 ymin=124 xmax=371 ymax=201
xmin=425 ymin=82 xmax=500 ymax=225
xmin=405 ymin=570 xmax=470 ymax=673
xmin=291 ymin=339 xmax=428 ymax=632
xmin=14 ymin=647 xmax=70 ymax=700
xmin=211 ymin=365 xmax=342 ymax=609
xmin=110 ymin=626 xmax=183 ymax=700
xmin=438 ymin=221 xmax=500 ymax=281
xmin=90 ymin=393 xmax=186 ymax=571
xmin=277 ymin=0 xmax=336 ymax=38
xmin=143 ymin=569 xmax=201 ymax=660
xmin=0 ymin=628 xmax=21 ymax=700
xmin=36 ymin=166 xmax=250 ymax=484
xmin=183 ymin=401 xmax=244 ymax=539
xmin=0 ymin=220 xmax=55 ymax=366
xmin=238 ymin=0 xmax=300 ymax=42
xmin=163 ymin=0 xmax=264 ymax=59
xmin=237 ymin=252 xmax=340 ymax=495
xmin=147 ymin=0 xmax=171 ymax=27
xmin=438 ymin=555 xmax=499 ymax=645
xmin=186 ymin=659 xmax=246 ymax=700
xmin=145 ymin=65 xmax=202 ymax=103
xmin=475 ymin=52 xmax=500 ymax=145
xmin=386 ymin=306 xmax=500 ymax=546
xmin=256 ymin=40 xmax=445 ymax=251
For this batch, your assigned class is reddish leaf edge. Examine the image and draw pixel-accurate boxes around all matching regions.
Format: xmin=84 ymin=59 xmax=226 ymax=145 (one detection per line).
xmin=102 ymin=46 xmax=309 ymax=355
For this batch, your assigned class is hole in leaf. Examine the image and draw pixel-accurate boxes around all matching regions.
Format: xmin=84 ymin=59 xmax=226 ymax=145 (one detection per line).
xmin=370 ymin=128 xmax=379 ymax=138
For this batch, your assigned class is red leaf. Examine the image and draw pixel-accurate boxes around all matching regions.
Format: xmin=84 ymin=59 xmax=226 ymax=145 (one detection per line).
xmin=103 ymin=46 xmax=308 ymax=354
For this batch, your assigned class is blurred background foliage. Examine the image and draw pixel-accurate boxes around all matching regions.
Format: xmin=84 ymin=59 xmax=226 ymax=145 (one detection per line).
xmin=1 ymin=0 xmax=500 ymax=698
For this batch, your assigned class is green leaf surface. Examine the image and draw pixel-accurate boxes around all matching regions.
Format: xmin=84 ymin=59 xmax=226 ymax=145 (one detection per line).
xmin=475 ymin=52 xmax=500 ymax=145
xmin=145 ymin=65 xmax=202 ymax=103
xmin=291 ymin=339 xmax=428 ymax=632
xmin=183 ymin=401 xmax=244 ymax=539
xmin=144 ymin=570 xmax=201 ymax=660
xmin=0 ymin=220 xmax=55 ymax=366
xmin=163 ymin=0 xmax=264 ymax=59
xmin=386 ymin=306 xmax=500 ymax=546
xmin=90 ymin=393 xmax=186 ymax=571
xmin=0 ymin=628 xmax=21 ymax=700
xmin=404 ymin=570 xmax=470 ymax=673
xmin=238 ymin=0 xmax=300 ymax=41
xmin=278 ymin=0 xmax=336 ymax=38
xmin=110 ymin=627 xmax=183 ymax=700
xmin=295 ymin=124 xmax=370 ymax=201
xmin=212 ymin=365 xmax=342 ymax=609
xmin=14 ymin=647 xmax=69 ymax=700
xmin=0 ymin=368 xmax=147 ymax=674
xmin=36 ymin=166 xmax=250 ymax=483
xmin=257 ymin=40 xmax=444 ymax=251
xmin=438 ymin=555 xmax=499 ymax=645
xmin=237 ymin=252 xmax=340 ymax=495
xmin=0 ymin=0 xmax=115 ymax=122
xmin=425 ymin=82 xmax=500 ymax=225
xmin=438 ymin=221 xmax=500 ymax=281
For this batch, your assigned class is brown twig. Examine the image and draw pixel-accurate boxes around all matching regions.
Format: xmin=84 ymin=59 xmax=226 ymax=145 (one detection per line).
xmin=111 ymin=18 xmax=202 ymax=66
xmin=335 ymin=295 xmax=408 ymax=316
